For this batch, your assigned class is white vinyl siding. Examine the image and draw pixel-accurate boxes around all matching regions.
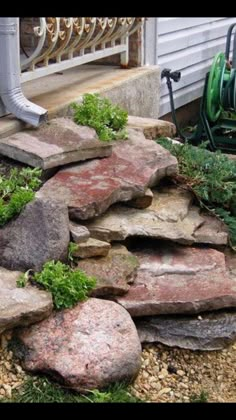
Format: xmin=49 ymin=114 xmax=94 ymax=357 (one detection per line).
xmin=144 ymin=17 xmax=236 ymax=116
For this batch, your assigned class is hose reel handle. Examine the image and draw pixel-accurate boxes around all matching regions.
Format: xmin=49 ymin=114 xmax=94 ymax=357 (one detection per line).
xmin=225 ymin=22 xmax=236 ymax=65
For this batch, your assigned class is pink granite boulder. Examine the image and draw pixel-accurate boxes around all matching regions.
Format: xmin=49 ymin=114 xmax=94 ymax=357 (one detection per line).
xmin=14 ymin=298 xmax=141 ymax=392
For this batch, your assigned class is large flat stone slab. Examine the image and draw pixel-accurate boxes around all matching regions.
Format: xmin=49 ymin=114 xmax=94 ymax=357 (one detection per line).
xmin=127 ymin=115 xmax=176 ymax=139
xmin=115 ymin=246 xmax=236 ymax=316
xmin=0 ymin=198 xmax=70 ymax=272
xmin=14 ymin=298 xmax=141 ymax=392
xmin=135 ymin=311 xmax=236 ymax=351
xmin=84 ymin=187 xmax=228 ymax=246
xmin=84 ymin=188 xmax=203 ymax=244
xmin=76 ymin=245 xmax=139 ymax=297
xmin=37 ymin=129 xmax=178 ymax=220
xmin=0 ymin=267 xmax=53 ymax=334
xmin=0 ymin=118 xmax=112 ymax=169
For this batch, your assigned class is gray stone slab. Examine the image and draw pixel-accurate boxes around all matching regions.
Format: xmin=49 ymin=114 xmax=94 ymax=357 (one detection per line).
xmin=0 ymin=118 xmax=112 ymax=169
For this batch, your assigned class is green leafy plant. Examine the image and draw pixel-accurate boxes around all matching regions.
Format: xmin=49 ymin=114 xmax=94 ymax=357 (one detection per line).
xmin=0 ymin=167 xmax=42 ymax=226
xmin=2 ymin=376 xmax=142 ymax=403
xmin=16 ymin=273 xmax=28 ymax=288
xmin=156 ymin=138 xmax=236 ymax=247
xmin=26 ymin=260 xmax=96 ymax=310
xmin=189 ymin=390 xmax=208 ymax=403
xmin=71 ymin=93 xmax=128 ymax=141
xmin=16 ymin=269 xmax=34 ymax=288
xmin=68 ymin=242 xmax=79 ymax=265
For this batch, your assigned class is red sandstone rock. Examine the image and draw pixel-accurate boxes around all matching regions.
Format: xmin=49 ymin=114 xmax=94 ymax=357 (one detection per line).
xmin=37 ymin=129 xmax=178 ymax=220
xmin=116 ymin=246 xmax=236 ymax=316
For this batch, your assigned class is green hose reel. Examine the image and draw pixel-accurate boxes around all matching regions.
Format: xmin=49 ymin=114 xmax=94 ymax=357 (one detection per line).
xmin=206 ymin=52 xmax=234 ymax=122
xmin=163 ymin=23 xmax=236 ymax=153
xmin=196 ymin=23 xmax=236 ymax=152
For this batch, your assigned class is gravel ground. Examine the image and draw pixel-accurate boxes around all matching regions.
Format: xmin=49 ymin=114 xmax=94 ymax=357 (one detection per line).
xmin=0 ymin=332 xmax=29 ymax=400
xmin=130 ymin=343 xmax=236 ymax=403
xmin=1 ymin=330 xmax=235 ymax=403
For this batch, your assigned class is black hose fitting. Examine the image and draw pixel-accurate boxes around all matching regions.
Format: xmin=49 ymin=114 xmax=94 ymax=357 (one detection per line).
xmin=161 ymin=68 xmax=181 ymax=82
xmin=161 ymin=68 xmax=186 ymax=141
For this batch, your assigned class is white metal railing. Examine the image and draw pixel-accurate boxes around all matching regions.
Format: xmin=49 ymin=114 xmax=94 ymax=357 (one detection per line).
xmin=20 ymin=17 xmax=144 ymax=83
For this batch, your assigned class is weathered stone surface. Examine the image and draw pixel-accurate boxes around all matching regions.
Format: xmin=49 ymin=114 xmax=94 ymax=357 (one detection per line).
xmin=85 ymin=187 xmax=228 ymax=246
xmin=0 ymin=118 xmax=112 ymax=169
xmin=124 ymin=189 xmax=153 ymax=209
xmin=193 ymin=214 xmax=228 ymax=245
xmin=116 ymin=246 xmax=236 ymax=316
xmin=127 ymin=116 xmax=176 ymax=139
xmin=72 ymin=238 xmax=111 ymax=258
xmin=84 ymin=188 xmax=203 ymax=244
xmin=0 ymin=198 xmax=70 ymax=272
xmin=37 ymin=129 xmax=178 ymax=220
xmin=76 ymin=245 xmax=139 ymax=297
xmin=149 ymin=187 xmax=193 ymax=221
xmin=14 ymin=298 xmax=141 ymax=391
xmin=0 ymin=267 xmax=53 ymax=334
xmin=135 ymin=311 xmax=236 ymax=351
xmin=69 ymin=223 xmax=90 ymax=243
xmin=224 ymin=248 xmax=236 ymax=278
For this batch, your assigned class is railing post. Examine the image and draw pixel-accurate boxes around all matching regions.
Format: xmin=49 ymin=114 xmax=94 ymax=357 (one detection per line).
xmin=120 ymin=34 xmax=129 ymax=68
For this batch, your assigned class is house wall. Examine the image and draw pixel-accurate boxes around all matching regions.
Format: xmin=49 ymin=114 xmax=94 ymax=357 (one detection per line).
xmin=144 ymin=17 xmax=236 ymax=116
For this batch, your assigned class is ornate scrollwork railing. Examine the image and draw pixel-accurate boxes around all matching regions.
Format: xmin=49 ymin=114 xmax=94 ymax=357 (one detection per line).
xmin=19 ymin=17 xmax=144 ymax=83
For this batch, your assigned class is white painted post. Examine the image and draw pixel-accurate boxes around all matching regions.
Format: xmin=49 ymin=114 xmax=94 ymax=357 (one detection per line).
xmin=120 ymin=34 xmax=129 ymax=68
xmin=144 ymin=18 xmax=158 ymax=65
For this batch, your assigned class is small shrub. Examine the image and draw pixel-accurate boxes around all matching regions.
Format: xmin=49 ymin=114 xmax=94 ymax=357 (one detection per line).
xmin=156 ymin=138 xmax=236 ymax=248
xmin=71 ymin=93 xmax=128 ymax=141
xmin=0 ymin=167 xmax=42 ymax=226
xmin=17 ymin=260 xmax=96 ymax=310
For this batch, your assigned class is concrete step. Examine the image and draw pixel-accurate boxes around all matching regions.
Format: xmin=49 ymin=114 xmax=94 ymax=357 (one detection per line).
xmin=0 ymin=64 xmax=161 ymax=140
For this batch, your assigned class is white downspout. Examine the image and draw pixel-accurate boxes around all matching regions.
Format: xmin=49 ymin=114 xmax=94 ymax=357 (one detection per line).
xmin=0 ymin=17 xmax=47 ymax=126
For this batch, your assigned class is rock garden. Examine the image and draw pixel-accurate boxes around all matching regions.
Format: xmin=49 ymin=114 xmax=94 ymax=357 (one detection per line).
xmin=0 ymin=94 xmax=236 ymax=403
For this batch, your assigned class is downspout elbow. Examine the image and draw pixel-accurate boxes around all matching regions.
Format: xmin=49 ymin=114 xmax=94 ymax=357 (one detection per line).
xmin=1 ymin=86 xmax=47 ymax=127
xmin=0 ymin=17 xmax=47 ymax=127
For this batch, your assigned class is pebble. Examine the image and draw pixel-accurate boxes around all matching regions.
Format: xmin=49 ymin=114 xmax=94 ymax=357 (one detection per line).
xmin=177 ymin=369 xmax=185 ymax=377
xmin=158 ymin=387 xmax=171 ymax=395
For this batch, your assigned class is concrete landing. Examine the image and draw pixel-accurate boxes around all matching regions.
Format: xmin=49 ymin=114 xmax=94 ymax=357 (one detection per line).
xmin=0 ymin=64 xmax=161 ymax=139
